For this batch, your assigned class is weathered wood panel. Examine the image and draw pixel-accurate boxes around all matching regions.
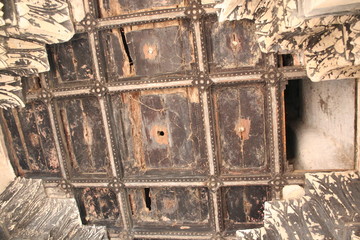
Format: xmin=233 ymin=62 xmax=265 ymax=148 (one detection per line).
xmin=125 ymin=21 xmax=194 ymax=77
xmin=0 ymin=102 xmax=60 ymax=176
xmin=76 ymin=187 xmax=121 ymax=225
xmin=128 ymin=187 xmax=209 ymax=227
xmin=213 ymin=85 xmax=267 ymax=174
xmin=223 ymin=186 xmax=270 ymax=225
xmin=205 ymin=16 xmax=263 ymax=71
xmin=57 ymin=97 xmax=111 ymax=177
xmin=0 ymin=109 xmax=29 ymax=175
xmin=110 ymin=88 xmax=206 ymax=176
xmin=21 ymin=76 xmax=42 ymax=95
xmin=100 ymin=28 xmax=132 ymax=80
xmin=97 ymin=0 xmax=184 ymax=17
xmin=49 ymin=33 xmax=94 ymax=86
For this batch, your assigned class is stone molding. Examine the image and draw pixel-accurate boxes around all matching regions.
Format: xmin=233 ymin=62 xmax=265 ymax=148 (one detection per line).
xmin=216 ymin=0 xmax=360 ymax=82
xmin=0 ymin=0 xmax=75 ymax=109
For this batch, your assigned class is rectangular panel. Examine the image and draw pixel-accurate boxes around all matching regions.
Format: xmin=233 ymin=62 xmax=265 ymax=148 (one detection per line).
xmin=213 ymin=85 xmax=268 ymax=174
xmin=110 ymin=88 xmax=207 ymax=176
xmin=124 ymin=20 xmax=194 ymax=77
xmin=223 ymin=186 xmax=270 ymax=229
xmin=128 ymin=187 xmax=210 ymax=228
xmin=0 ymin=101 xmax=60 ymax=176
xmin=205 ymin=16 xmax=263 ymax=71
xmin=99 ymin=28 xmax=132 ymax=80
xmin=48 ymin=33 xmax=94 ymax=86
xmin=97 ymin=0 xmax=184 ymax=17
xmin=57 ymin=97 xmax=111 ymax=178
xmin=76 ymin=187 xmax=121 ymax=226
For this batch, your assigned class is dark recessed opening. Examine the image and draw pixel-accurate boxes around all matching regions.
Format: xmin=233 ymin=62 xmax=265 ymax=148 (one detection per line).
xmin=144 ymin=188 xmax=151 ymax=211
xmin=120 ymin=27 xmax=133 ymax=66
xmin=284 ymin=79 xmax=302 ymax=164
xmin=157 ymin=131 xmax=165 ymax=136
xmin=284 ymin=78 xmax=356 ymax=170
xmin=278 ymin=54 xmax=294 ymax=67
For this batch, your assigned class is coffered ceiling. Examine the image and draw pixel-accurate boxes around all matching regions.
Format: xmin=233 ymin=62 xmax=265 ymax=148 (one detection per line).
xmin=0 ymin=0 xmax=307 ymax=239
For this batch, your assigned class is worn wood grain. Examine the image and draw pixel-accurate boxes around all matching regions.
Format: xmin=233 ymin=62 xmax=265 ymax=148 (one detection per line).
xmin=57 ymin=97 xmax=111 ymax=177
xmin=224 ymin=186 xmax=269 ymax=226
xmin=125 ymin=20 xmax=193 ymax=77
xmin=49 ymin=34 xmax=94 ymax=86
xmin=76 ymin=187 xmax=121 ymax=225
xmin=128 ymin=187 xmax=209 ymax=227
xmin=110 ymin=88 xmax=206 ymax=176
xmin=214 ymin=85 xmax=267 ymax=174
xmin=0 ymin=102 xmax=60 ymax=176
xmin=205 ymin=16 xmax=263 ymax=71
xmin=100 ymin=28 xmax=133 ymax=79
xmin=0 ymin=109 xmax=29 ymax=175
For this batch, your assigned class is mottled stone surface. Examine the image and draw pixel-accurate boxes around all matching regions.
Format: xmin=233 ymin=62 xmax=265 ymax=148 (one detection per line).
xmin=0 ymin=177 xmax=108 ymax=239
xmin=236 ymin=171 xmax=360 ymax=240
xmin=216 ymin=0 xmax=360 ymax=82
xmin=0 ymin=0 xmax=75 ymax=109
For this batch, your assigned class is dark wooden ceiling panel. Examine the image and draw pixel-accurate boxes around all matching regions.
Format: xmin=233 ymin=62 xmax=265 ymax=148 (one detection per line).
xmin=100 ymin=28 xmax=130 ymax=80
xmin=97 ymin=0 xmax=185 ymax=17
xmin=213 ymin=84 xmax=268 ymax=175
xmin=223 ymin=186 xmax=270 ymax=230
xmin=56 ymin=97 xmax=112 ymax=178
xmin=128 ymin=187 xmax=210 ymax=228
xmin=76 ymin=187 xmax=122 ymax=226
xmin=205 ymin=16 xmax=264 ymax=72
xmin=110 ymin=87 xmax=207 ymax=176
xmin=124 ymin=20 xmax=194 ymax=77
xmin=0 ymin=101 xmax=61 ymax=176
xmin=48 ymin=33 xmax=94 ymax=87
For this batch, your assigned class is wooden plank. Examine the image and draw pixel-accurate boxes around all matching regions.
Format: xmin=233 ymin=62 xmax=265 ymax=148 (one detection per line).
xmin=97 ymin=0 xmax=184 ymax=17
xmin=224 ymin=186 xmax=269 ymax=224
xmin=0 ymin=102 xmax=61 ymax=175
xmin=128 ymin=187 xmax=209 ymax=226
xmin=125 ymin=20 xmax=193 ymax=77
xmin=113 ymin=88 xmax=206 ymax=176
xmin=204 ymin=16 xmax=263 ymax=71
xmin=33 ymin=102 xmax=60 ymax=173
xmin=77 ymin=187 xmax=120 ymax=224
xmin=21 ymin=76 xmax=42 ymax=95
xmin=58 ymin=97 xmax=111 ymax=177
xmin=49 ymin=34 xmax=93 ymax=85
xmin=0 ymin=109 xmax=29 ymax=175
xmin=214 ymin=85 xmax=266 ymax=173
xmin=72 ymin=34 xmax=94 ymax=80
xmin=100 ymin=29 xmax=132 ymax=79
xmin=18 ymin=103 xmax=48 ymax=172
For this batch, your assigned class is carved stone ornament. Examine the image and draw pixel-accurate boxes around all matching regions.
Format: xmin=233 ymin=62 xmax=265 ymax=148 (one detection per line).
xmin=215 ymin=0 xmax=360 ymax=82
xmin=0 ymin=0 xmax=74 ymax=109
xmin=0 ymin=74 xmax=25 ymax=109
xmin=0 ymin=0 xmax=74 ymax=44
xmin=185 ymin=1 xmax=206 ymax=21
